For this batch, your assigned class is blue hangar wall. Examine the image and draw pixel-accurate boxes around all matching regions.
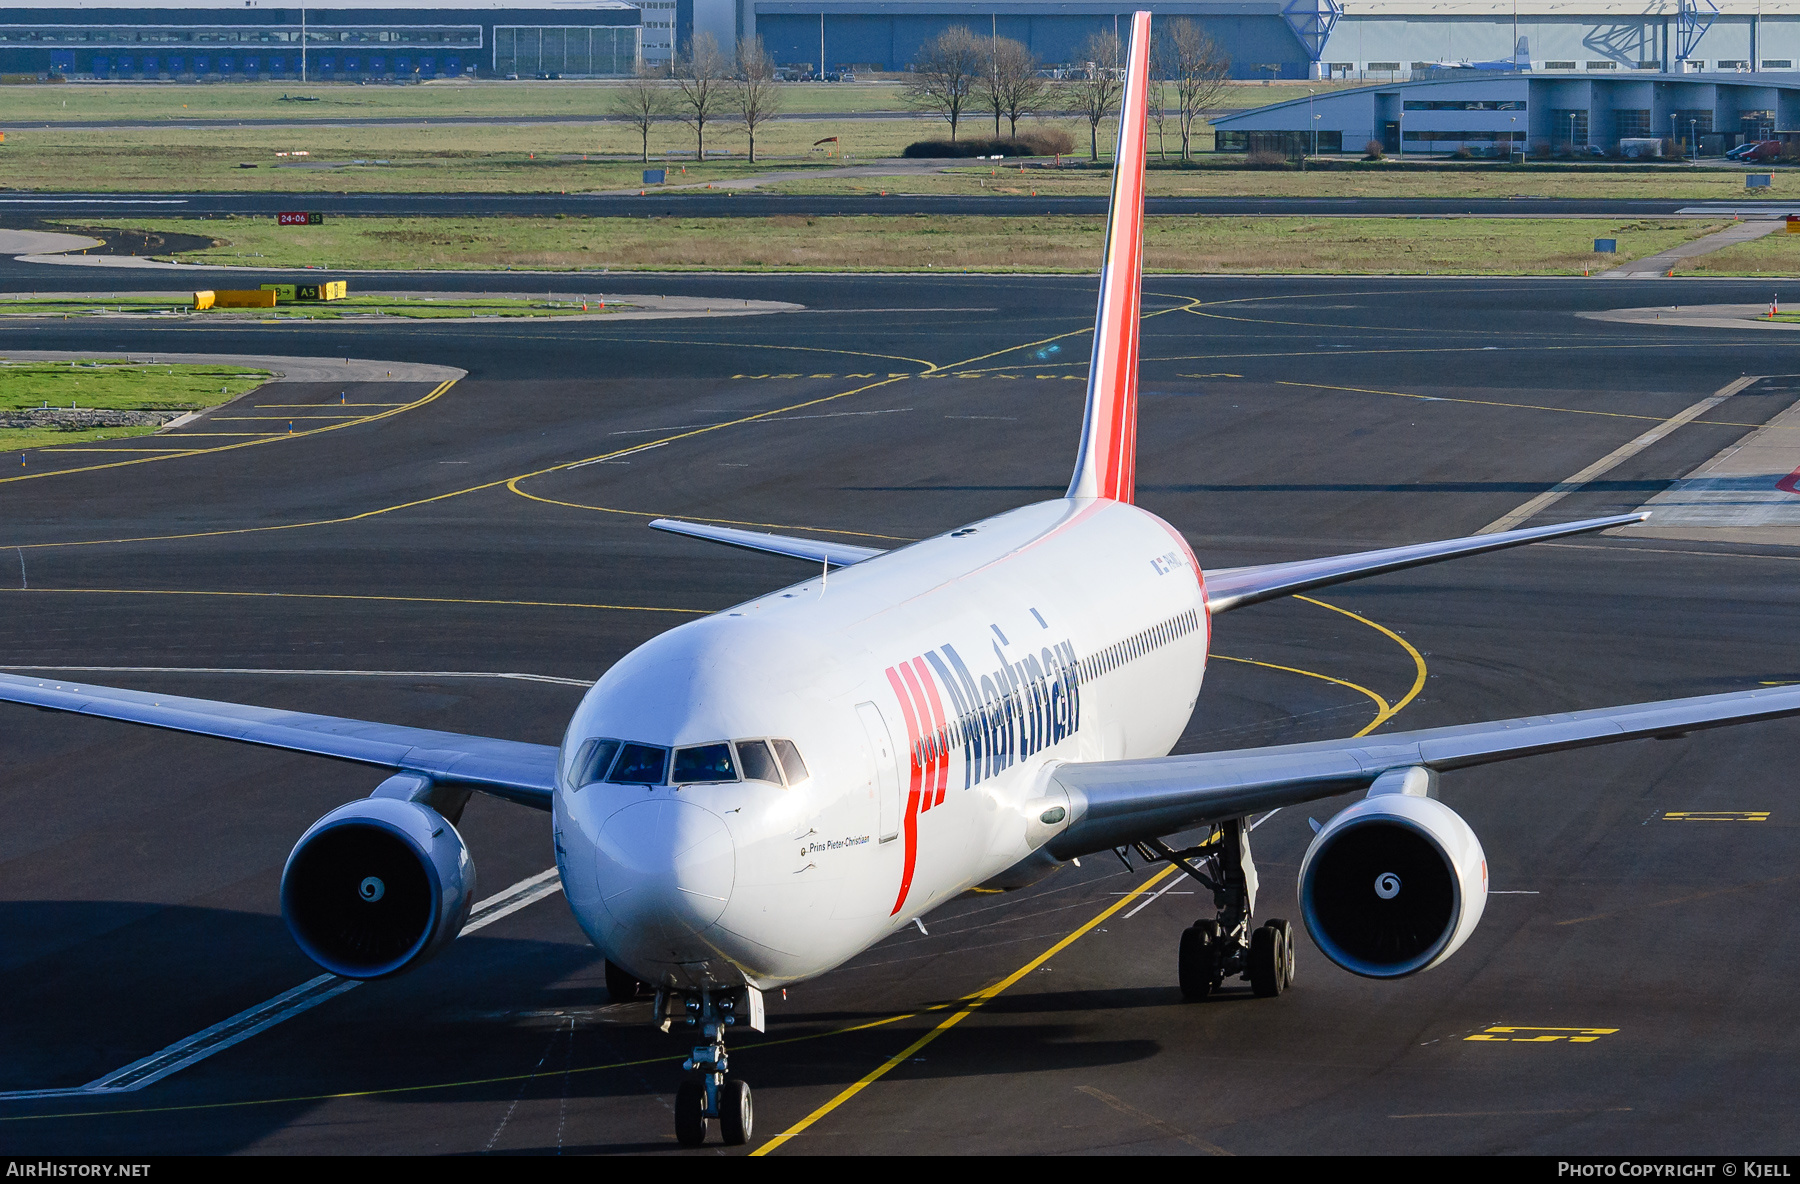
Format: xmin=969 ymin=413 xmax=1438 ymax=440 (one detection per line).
xmin=744 ymin=2 xmax=1311 ymax=79
xmin=0 ymin=6 xmax=641 ymax=79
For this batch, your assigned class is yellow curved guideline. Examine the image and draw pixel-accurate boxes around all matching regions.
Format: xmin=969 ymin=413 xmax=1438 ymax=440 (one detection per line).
xmin=0 ymin=378 xmax=459 ymax=488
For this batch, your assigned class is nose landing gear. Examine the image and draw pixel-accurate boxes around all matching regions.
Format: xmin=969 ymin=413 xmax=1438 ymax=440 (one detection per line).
xmin=657 ymin=985 xmax=764 ymax=1147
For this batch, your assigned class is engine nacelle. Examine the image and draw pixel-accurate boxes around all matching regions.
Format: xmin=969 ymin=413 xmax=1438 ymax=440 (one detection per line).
xmin=280 ymin=796 xmax=475 ymax=979
xmin=1297 ymin=791 xmax=1487 ymax=978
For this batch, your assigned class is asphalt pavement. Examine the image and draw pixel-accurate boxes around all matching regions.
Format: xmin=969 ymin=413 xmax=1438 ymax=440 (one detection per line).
xmin=2 ymin=272 xmax=1800 ymax=1154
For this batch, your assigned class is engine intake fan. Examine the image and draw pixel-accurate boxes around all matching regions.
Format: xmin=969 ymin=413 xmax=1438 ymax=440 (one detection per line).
xmin=281 ymin=795 xmax=475 ymax=979
xmin=1297 ymin=788 xmax=1486 ymax=978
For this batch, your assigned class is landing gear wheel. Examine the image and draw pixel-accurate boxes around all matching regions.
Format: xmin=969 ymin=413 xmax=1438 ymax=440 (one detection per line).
xmin=1248 ymin=923 xmax=1283 ymax=998
xmin=674 ymin=1078 xmax=708 ymax=1147
xmin=1263 ymin=918 xmax=1296 ymax=990
xmin=1178 ymin=920 xmax=1221 ymax=1001
xmin=604 ymin=960 xmax=643 ymax=1004
xmin=719 ymin=1076 xmax=754 ymax=1146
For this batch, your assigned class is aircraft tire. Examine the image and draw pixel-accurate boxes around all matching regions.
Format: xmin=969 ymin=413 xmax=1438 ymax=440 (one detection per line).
xmin=675 ymin=1079 xmax=708 ymax=1147
xmin=1264 ymin=919 xmax=1296 ymax=990
xmin=1178 ymin=920 xmax=1219 ymax=1001
xmin=719 ymin=1077 xmax=754 ymax=1146
xmin=1248 ymin=924 xmax=1282 ymax=997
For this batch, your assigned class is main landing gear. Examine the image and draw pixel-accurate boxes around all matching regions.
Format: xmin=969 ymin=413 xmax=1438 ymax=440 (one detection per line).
xmin=656 ymin=985 xmax=765 ymax=1147
xmin=1141 ymin=817 xmax=1295 ymax=1000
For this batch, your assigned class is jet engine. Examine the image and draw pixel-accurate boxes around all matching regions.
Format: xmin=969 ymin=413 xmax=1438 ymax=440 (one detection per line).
xmin=280 ymin=796 xmax=475 ymax=979
xmin=1296 ymin=791 xmax=1486 ymax=978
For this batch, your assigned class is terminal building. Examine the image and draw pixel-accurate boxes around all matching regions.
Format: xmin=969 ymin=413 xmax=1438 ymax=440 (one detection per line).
xmin=1209 ymin=71 xmax=1800 ymax=156
xmin=0 ymin=0 xmax=643 ymax=80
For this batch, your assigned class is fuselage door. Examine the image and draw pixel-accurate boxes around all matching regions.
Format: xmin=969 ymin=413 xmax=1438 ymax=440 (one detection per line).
xmin=856 ymin=701 xmax=901 ymax=842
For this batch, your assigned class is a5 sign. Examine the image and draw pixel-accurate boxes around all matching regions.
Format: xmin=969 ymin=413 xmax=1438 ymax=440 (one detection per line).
xmin=277 ymin=211 xmax=324 ymax=226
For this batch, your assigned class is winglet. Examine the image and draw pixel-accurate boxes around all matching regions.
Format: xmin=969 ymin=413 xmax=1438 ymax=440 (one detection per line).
xmin=1067 ymin=10 xmax=1153 ymax=504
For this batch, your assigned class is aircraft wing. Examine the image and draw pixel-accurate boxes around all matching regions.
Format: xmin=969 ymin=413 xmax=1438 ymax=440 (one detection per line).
xmin=1202 ymin=512 xmax=1645 ymax=614
xmin=649 ymin=518 xmax=887 ymax=568
xmin=0 ymin=672 xmax=557 ymax=809
xmin=1045 ymin=683 xmax=1800 ymax=856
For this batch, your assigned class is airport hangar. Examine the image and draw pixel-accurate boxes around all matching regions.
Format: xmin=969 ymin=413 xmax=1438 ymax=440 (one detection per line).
xmin=1208 ymin=69 xmax=1800 ymax=156
xmin=0 ymin=0 xmax=653 ymax=80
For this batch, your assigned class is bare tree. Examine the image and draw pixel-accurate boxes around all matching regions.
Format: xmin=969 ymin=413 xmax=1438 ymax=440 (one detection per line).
xmin=1164 ymin=17 xmax=1231 ymax=160
xmin=733 ymin=36 xmax=782 ymax=164
xmin=612 ymin=61 xmax=671 ymax=164
xmin=904 ymin=25 xmax=983 ymax=141
xmin=975 ymin=35 xmax=1049 ymax=139
xmin=1147 ymin=36 xmax=1170 ymax=161
xmin=672 ymin=32 xmax=730 ymax=164
xmin=1067 ymin=30 xmax=1124 ymax=162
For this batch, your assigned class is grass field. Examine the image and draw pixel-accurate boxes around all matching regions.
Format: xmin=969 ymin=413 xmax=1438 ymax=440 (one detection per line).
xmin=0 ymin=116 xmax=960 ymax=192
xmin=0 ymin=359 xmax=269 ymax=448
xmin=789 ymin=159 xmax=1793 ymax=201
xmin=0 ymin=78 xmax=1361 ymax=124
xmin=0 ymin=294 xmax=613 ymax=318
xmin=1686 ymin=228 xmax=1800 ymax=276
xmin=0 ymin=111 xmax=1785 ymax=196
xmin=83 ymin=214 xmax=1726 ymax=275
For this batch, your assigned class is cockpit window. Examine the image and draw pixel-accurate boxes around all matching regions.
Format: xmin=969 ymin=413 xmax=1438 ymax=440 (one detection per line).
xmin=735 ymin=739 xmax=783 ymax=785
xmin=608 ymin=743 xmax=668 ymax=785
xmin=772 ymin=738 xmax=810 ymax=785
xmin=564 ymin=737 xmax=622 ymax=789
xmin=673 ymin=743 xmax=737 ymax=783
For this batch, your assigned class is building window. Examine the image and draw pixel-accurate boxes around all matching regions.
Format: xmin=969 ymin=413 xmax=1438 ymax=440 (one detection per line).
xmin=1764 ymin=60 xmax=1793 ymax=69
xmin=1585 ymin=60 xmax=1617 ymax=71
xmin=1551 ymin=109 xmax=1589 ymax=144
xmin=1635 ymin=61 xmax=1660 ymax=70
xmin=1403 ymin=100 xmax=1525 ymax=111
xmin=1366 ymin=61 xmax=1400 ymax=72
xmin=1544 ymin=61 xmax=1577 ymax=70
xmin=1717 ymin=59 xmax=1749 ymax=70
xmin=1614 ymin=109 xmax=1651 ymax=138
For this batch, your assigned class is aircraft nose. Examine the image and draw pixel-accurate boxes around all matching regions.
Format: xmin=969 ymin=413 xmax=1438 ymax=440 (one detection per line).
xmin=594 ymin=798 xmax=736 ymax=944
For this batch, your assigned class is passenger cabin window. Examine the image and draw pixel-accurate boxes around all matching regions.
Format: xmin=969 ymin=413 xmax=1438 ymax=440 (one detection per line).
xmin=564 ymin=737 xmax=622 ymax=789
xmin=736 ymin=739 xmax=784 ymax=785
xmin=772 ymin=738 xmax=810 ymax=784
xmin=608 ymin=743 xmax=668 ymax=784
xmin=673 ymin=743 xmax=737 ymax=783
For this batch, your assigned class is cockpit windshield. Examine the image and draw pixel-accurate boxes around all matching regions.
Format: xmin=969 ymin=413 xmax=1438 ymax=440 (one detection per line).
xmin=672 ymin=743 xmax=736 ymax=783
xmin=562 ymin=736 xmax=808 ymax=789
xmin=609 ymin=742 xmax=669 ymax=784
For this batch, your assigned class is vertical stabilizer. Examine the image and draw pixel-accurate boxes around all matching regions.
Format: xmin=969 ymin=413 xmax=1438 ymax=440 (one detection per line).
xmin=1066 ymin=10 xmax=1152 ymax=504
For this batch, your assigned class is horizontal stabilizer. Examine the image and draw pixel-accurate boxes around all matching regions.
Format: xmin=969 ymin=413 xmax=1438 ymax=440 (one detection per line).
xmin=1047 ymin=682 xmax=1800 ymax=857
xmin=0 ymin=673 xmax=557 ymax=809
xmin=649 ymin=518 xmax=887 ymax=568
xmin=1203 ymin=512 xmax=1647 ymax=614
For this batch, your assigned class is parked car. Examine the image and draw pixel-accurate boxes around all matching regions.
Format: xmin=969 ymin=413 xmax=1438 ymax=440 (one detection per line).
xmin=1727 ymin=139 xmax=1781 ymax=161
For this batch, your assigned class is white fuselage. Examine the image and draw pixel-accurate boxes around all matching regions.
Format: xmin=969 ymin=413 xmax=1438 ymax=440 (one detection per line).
xmin=552 ymin=497 xmax=1210 ymax=990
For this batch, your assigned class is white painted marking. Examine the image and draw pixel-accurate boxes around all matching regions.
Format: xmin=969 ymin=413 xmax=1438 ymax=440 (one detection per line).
xmin=1479 ymin=375 xmax=1759 ymax=534
xmin=1124 ymin=872 xmax=1189 ymax=919
xmin=0 ymin=867 xmax=562 ymax=1101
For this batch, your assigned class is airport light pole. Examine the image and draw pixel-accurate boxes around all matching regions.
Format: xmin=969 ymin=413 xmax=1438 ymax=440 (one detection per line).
xmin=1691 ymin=117 xmax=1699 ymax=161
xmin=301 ymin=4 xmax=307 ymax=84
xmin=1310 ymin=89 xmax=1318 ymax=157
